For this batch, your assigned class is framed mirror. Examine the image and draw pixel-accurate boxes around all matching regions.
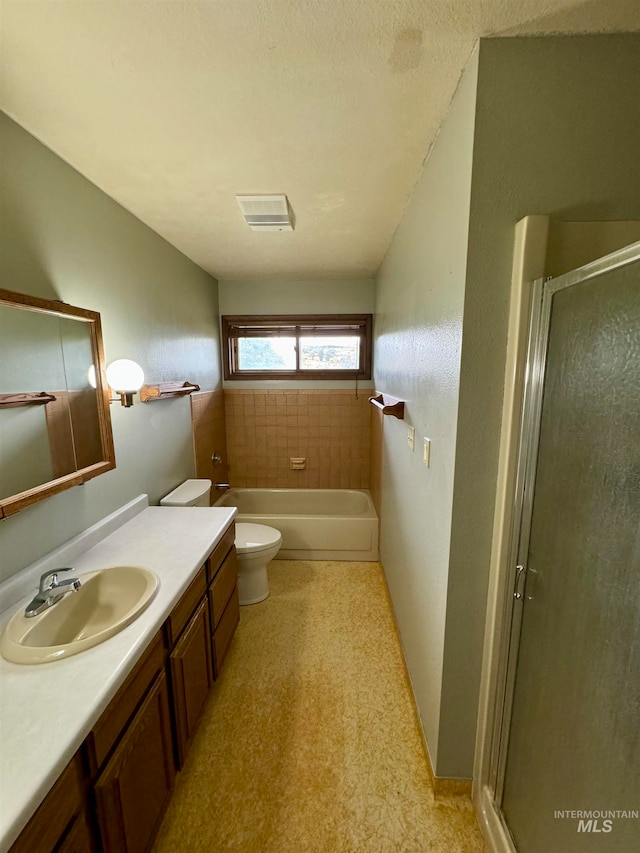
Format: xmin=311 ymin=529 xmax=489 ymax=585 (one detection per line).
xmin=0 ymin=288 xmax=115 ymax=518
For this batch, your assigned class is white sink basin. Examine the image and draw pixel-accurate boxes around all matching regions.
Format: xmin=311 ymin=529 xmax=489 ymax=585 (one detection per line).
xmin=1 ymin=566 xmax=158 ymax=664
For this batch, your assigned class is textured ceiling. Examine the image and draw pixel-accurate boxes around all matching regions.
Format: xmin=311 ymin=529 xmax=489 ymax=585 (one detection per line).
xmin=1 ymin=0 xmax=639 ymax=280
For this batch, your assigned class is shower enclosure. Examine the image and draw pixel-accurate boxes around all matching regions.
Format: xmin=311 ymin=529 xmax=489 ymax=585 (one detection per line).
xmin=481 ymin=241 xmax=640 ymax=851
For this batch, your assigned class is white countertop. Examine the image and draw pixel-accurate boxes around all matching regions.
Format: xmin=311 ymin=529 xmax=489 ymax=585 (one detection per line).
xmin=0 ymin=503 xmax=236 ymax=852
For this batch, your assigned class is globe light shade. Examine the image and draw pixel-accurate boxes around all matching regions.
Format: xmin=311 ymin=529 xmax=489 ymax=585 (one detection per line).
xmin=106 ymin=359 xmax=144 ymax=407
xmin=106 ymin=359 xmax=145 ymax=392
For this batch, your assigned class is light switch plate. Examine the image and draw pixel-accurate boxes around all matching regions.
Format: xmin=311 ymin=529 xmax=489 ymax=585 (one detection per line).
xmin=423 ymin=437 xmax=431 ymax=467
xmin=407 ymin=425 xmax=415 ymax=451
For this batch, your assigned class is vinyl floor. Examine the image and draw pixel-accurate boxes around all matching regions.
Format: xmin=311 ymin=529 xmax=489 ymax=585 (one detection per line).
xmin=153 ymin=560 xmax=485 ymax=852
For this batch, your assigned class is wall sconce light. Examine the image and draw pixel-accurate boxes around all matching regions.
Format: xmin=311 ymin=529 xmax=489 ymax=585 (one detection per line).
xmin=105 ymin=359 xmax=145 ymax=408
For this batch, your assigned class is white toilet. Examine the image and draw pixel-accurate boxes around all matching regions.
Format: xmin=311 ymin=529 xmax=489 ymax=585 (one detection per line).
xmin=234 ymin=522 xmax=282 ymax=605
xmin=160 ymin=480 xmax=281 ymax=606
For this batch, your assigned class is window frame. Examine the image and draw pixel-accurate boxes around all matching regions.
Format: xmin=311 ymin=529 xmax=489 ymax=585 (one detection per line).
xmin=221 ymin=314 xmax=373 ymax=380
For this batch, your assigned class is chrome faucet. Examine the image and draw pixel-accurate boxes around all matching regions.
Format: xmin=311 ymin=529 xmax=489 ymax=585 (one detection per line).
xmin=24 ymin=568 xmax=81 ymax=618
xmin=214 ymin=483 xmax=231 ymax=490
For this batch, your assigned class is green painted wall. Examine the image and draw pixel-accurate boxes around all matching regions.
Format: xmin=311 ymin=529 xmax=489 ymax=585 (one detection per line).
xmin=374 ymin=48 xmax=479 ymax=772
xmin=0 ymin=112 xmax=221 ymax=582
xmin=374 ymin=33 xmax=640 ymax=779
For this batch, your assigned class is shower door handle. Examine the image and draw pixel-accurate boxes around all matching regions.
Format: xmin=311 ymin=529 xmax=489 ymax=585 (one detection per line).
xmin=513 ymin=565 xmax=527 ymax=600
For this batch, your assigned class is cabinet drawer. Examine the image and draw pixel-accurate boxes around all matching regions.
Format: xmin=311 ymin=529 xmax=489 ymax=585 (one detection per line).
xmin=10 ymin=753 xmax=84 ymax=853
xmin=170 ymin=598 xmax=213 ymax=767
xmin=94 ymin=671 xmax=175 ymax=853
xmin=206 ymin=523 xmax=235 ymax=585
xmin=165 ymin=566 xmax=207 ymax=646
xmin=209 ymin=547 xmax=239 ymax=627
xmin=87 ymin=631 xmax=165 ymax=774
xmin=212 ymin=585 xmax=239 ymax=678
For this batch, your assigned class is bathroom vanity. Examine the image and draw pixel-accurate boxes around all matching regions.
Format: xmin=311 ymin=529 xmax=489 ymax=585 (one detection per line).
xmin=0 ymin=499 xmax=239 ymax=853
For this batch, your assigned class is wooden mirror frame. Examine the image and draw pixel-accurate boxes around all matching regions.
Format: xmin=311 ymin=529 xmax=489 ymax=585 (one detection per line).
xmin=0 ymin=288 xmax=115 ymax=519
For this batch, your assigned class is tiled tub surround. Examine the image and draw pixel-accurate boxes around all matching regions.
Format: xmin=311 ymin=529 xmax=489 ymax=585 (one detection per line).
xmin=224 ymin=390 xmax=371 ymax=489
xmin=0 ymin=498 xmax=236 ymax=852
xmin=191 ymin=389 xmax=229 ymax=488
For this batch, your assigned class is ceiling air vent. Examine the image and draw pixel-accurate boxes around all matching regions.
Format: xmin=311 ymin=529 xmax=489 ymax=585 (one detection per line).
xmin=236 ymin=194 xmax=294 ymax=231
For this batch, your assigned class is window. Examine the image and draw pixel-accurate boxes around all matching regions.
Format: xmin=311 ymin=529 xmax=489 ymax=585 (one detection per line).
xmin=222 ymin=314 xmax=372 ymax=380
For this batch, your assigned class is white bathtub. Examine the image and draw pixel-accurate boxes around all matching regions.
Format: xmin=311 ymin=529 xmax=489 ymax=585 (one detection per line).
xmin=214 ymin=488 xmax=379 ymax=561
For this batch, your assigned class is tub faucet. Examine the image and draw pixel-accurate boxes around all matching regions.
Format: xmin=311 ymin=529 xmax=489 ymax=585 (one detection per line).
xmin=24 ymin=568 xmax=81 ymax=618
xmin=214 ymin=483 xmax=231 ymax=490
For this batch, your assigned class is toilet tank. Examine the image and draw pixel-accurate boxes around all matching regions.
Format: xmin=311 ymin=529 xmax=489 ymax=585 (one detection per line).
xmin=160 ymin=479 xmax=212 ymax=507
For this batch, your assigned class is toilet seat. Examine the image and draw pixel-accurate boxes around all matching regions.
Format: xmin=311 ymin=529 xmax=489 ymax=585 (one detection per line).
xmin=235 ymin=523 xmax=282 ymax=555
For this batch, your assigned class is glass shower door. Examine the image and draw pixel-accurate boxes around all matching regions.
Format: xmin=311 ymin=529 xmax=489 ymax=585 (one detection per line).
xmin=499 ymin=249 xmax=640 ymax=851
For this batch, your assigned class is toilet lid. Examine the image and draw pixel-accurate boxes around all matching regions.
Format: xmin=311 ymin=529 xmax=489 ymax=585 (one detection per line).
xmin=235 ymin=523 xmax=282 ymax=554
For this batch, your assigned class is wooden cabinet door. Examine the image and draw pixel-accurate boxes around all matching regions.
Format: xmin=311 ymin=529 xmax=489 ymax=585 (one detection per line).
xmin=170 ymin=597 xmax=213 ymax=767
xmin=94 ymin=672 xmax=175 ymax=853
xmin=87 ymin=632 xmax=165 ymax=775
xmin=57 ymin=811 xmax=94 ymax=853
